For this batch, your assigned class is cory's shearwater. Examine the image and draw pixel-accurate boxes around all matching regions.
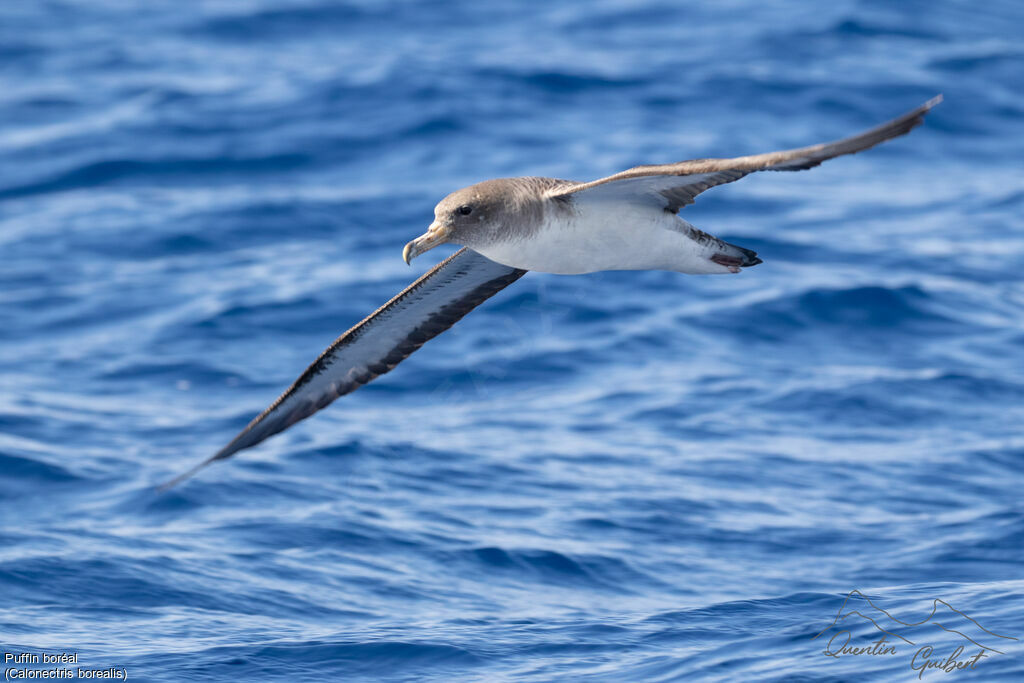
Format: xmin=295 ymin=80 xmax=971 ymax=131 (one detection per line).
xmin=162 ymin=96 xmax=941 ymax=489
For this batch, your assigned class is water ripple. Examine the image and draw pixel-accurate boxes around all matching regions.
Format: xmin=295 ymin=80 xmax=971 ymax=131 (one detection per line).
xmin=2 ymin=0 xmax=1022 ymax=681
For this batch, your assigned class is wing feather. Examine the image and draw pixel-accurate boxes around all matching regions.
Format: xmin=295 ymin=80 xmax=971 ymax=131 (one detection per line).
xmin=551 ymin=96 xmax=941 ymax=212
xmin=161 ymin=248 xmax=526 ymax=488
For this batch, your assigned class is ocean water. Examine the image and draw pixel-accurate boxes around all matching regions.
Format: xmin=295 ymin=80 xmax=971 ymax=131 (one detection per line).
xmin=2 ymin=0 xmax=1022 ymax=680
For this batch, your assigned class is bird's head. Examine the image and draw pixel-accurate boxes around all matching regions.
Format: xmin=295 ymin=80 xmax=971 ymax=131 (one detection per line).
xmin=403 ymin=180 xmax=510 ymax=264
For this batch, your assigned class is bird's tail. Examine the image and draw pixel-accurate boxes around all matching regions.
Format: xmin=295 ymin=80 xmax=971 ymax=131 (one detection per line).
xmin=704 ymin=237 xmax=763 ymax=274
xmin=711 ymin=240 xmax=762 ymax=269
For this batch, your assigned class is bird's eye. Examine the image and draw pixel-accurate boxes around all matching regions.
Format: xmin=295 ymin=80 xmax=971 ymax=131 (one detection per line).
xmin=458 ymin=205 xmax=473 ymax=216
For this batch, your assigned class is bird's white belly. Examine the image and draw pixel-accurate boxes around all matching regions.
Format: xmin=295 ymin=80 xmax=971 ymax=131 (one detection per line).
xmin=475 ymin=201 xmax=725 ymax=275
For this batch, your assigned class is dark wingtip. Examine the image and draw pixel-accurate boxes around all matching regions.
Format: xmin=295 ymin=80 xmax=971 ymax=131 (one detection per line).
xmin=156 ymin=457 xmax=214 ymax=492
xmin=155 ymin=445 xmax=235 ymax=492
xmin=896 ymin=94 xmax=943 ymax=136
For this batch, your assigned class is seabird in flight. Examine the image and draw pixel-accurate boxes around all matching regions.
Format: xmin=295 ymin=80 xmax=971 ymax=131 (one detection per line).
xmin=161 ymin=96 xmax=941 ymax=489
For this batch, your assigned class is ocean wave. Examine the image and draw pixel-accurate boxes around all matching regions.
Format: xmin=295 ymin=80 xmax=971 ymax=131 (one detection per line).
xmin=2 ymin=0 xmax=1022 ymax=680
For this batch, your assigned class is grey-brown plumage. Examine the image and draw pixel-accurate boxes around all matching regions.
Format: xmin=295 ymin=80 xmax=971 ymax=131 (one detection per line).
xmin=549 ymin=95 xmax=942 ymax=212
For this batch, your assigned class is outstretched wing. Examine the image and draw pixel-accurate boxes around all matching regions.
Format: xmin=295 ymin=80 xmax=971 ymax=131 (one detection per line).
xmin=162 ymin=248 xmax=527 ymax=489
xmin=549 ymin=96 xmax=941 ymax=212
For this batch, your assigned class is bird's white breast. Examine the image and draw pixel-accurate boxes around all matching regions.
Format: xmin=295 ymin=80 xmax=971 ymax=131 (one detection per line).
xmin=474 ymin=198 xmax=726 ymax=275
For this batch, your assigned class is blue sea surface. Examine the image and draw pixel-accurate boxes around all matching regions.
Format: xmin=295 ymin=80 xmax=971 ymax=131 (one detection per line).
xmin=2 ymin=1 xmax=1023 ymax=680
